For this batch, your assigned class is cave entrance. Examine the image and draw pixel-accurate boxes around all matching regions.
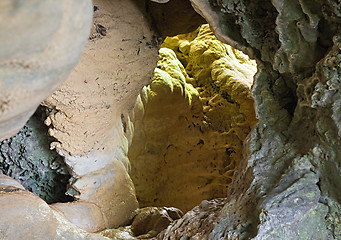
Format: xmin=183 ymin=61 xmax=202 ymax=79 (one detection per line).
xmin=128 ymin=24 xmax=257 ymax=212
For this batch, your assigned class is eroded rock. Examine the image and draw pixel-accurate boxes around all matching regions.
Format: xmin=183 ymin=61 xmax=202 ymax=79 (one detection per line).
xmin=2 ymin=0 xmax=341 ymax=239
xmin=0 ymin=0 xmax=92 ymax=140
xmin=41 ymin=0 xmax=160 ymax=232
xmin=0 ymin=108 xmax=71 ymax=204
xmin=132 ymin=207 xmax=183 ymax=238
xmin=158 ymin=198 xmax=226 ymax=240
xmin=184 ymin=0 xmax=341 ymax=239
xmin=129 ymin=24 xmax=257 ymax=211
xmin=0 ymin=185 xmax=58 ymax=239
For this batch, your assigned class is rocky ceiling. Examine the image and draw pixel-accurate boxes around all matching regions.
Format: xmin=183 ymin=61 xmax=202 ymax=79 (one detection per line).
xmin=0 ymin=0 xmax=340 ymax=239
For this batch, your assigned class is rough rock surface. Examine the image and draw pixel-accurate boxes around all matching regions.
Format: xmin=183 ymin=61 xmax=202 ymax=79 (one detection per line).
xmin=100 ymin=226 xmax=137 ymax=240
xmin=0 ymin=108 xmax=71 ymax=204
xmin=42 ymin=0 xmax=161 ymax=231
xmin=129 ymin=25 xmax=256 ymax=211
xmin=160 ymin=0 xmax=341 ymax=239
xmin=99 ymin=207 xmax=182 ymax=240
xmin=0 ymin=177 xmax=109 ymax=240
xmin=159 ymin=198 xmax=226 ymax=240
xmin=131 ymin=207 xmax=183 ymax=238
xmin=0 ymin=0 xmax=92 ymax=140
xmin=2 ymin=0 xmax=341 ymax=239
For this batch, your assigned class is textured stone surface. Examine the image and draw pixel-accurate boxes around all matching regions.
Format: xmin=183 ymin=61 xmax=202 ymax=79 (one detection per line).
xmin=159 ymin=198 xmax=226 ymax=240
xmin=146 ymin=0 xmax=205 ymax=37
xmin=51 ymin=201 xmax=106 ymax=233
xmin=131 ymin=207 xmax=183 ymax=238
xmin=0 ymin=181 xmax=109 ymax=240
xmin=2 ymin=0 xmax=341 ymax=239
xmin=0 ymin=0 xmax=92 ymax=140
xmin=176 ymin=0 xmax=341 ymax=239
xmin=129 ymin=25 xmax=256 ymax=211
xmin=41 ymin=0 xmax=161 ymax=231
xmin=98 ymin=207 xmax=182 ymax=239
xmin=100 ymin=226 xmax=137 ymax=240
xmin=0 ymin=108 xmax=71 ymax=204
xmin=0 ymin=174 xmax=25 ymax=190
xmin=43 ymin=0 xmax=159 ymax=157
xmin=0 ymin=185 xmax=58 ymax=240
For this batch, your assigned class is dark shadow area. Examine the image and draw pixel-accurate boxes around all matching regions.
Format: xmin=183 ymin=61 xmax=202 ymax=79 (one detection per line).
xmin=0 ymin=106 xmax=73 ymax=204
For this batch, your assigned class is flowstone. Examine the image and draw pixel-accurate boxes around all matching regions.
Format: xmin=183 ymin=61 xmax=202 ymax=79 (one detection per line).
xmin=128 ymin=24 xmax=257 ymax=212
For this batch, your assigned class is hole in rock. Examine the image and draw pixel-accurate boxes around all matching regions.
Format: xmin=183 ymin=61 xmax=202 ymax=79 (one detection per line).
xmin=128 ymin=24 xmax=258 ymax=212
xmin=0 ymin=106 xmax=73 ymax=204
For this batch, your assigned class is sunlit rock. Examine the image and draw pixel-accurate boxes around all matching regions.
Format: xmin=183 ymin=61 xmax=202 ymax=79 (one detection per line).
xmin=129 ymin=25 xmax=257 ymax=211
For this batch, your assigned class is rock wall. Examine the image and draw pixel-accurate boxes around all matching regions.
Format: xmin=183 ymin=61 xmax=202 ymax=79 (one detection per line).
xmin=1 ymin=0 xmax=341 ymax=239
xmin=42 ymin=0 xmax=161 ymax=231
xmin=160 ymin=0 xmax=341 ymax=239
xmin=129 ymin=24 xmax=257 ymax=212
xmin=0 ymin=0 xmax=92 ymax=140
xmin=0 ymin=107 xmax=71 ymax=204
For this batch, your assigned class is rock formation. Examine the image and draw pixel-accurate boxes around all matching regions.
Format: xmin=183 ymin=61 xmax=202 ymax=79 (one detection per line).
xmin=129 ymin=25 xmax=256 ymax=212
xmin=0 ymin=107 xmax=71 ymax=204
xmin=0 ymin=0 xmax=92 ymax=140
xmin=169 ymin=0 xmax=341 ymax=239
xmin=0 ymin=0 xmax=341 ymax=239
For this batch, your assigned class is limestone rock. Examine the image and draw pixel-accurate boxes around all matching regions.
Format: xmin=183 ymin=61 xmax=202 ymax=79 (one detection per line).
xmin=0 ymin=174 xmax=25 ymax=190
xmin=0 ymin=0 xmax=92 ymax=140
xmin=158 ymin=198 xmax=226 ymax=240
xmin=129 ymin=25 xmax=256 ymax=212
xmin=0 ymin=185 xmax=58 ymax=239
xmin=187 ymin=1 xmax=341 ymax=239
xmin=2 ymin=0 xmax=341 ymax=239
xmin=132 ymin=207 xmax=183 ymax=238
xmin=43 ymin=0 xmax=159 ymax=157
xmin=0 ymin=175 xmax=110 ymax=240
xmin=51 ymin=201 xmax=106 ymax=233
xmin=99 ymin=226 xmax=137 ymax=240
xmin=42 ymin=0 xmax=160 ymax=230
xmin=0 ymin=108 xmax=71 ymax=203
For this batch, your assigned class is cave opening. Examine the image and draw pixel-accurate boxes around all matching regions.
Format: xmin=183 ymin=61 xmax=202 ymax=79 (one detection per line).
xmin=2 ymin=0 xmax=341 ymax=239
xmin=0 ymin=15 xmax=258 ymax=236
xmin=128 ymin=24 xmax=258 ymax=212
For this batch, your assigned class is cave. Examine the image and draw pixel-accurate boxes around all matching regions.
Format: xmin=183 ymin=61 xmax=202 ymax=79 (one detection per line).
xmin=128 ymin=24 xmax=257 ymax=213
xmin=0 ymin=0 xmax=341 ymax=240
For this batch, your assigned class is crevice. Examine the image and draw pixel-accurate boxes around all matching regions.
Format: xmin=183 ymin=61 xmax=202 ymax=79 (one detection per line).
xmin=0 ymin=106 xmax=73 ymax=204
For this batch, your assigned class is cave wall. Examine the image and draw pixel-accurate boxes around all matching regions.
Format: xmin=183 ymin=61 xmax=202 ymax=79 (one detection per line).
xmin=161 ymin=0 xmax=341 ymax=239
xmin=129 ymin=24 xmax=257 ymax=212
xmin=1 ymin=0 xmax=162 ymax=235
xmin=1 ymin=0 xmax=341 ymax=239
xmin=41 ymin=0 xmax=163 ymax=231
xmin=0 ymin=0 xmax=92 ymax=140
xmin=0 ymin=107 xmax=71 ymax=204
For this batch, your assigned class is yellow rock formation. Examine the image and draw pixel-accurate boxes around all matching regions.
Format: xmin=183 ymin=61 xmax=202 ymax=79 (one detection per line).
xmin=129 ymin=24 xmax=257 ymax=212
